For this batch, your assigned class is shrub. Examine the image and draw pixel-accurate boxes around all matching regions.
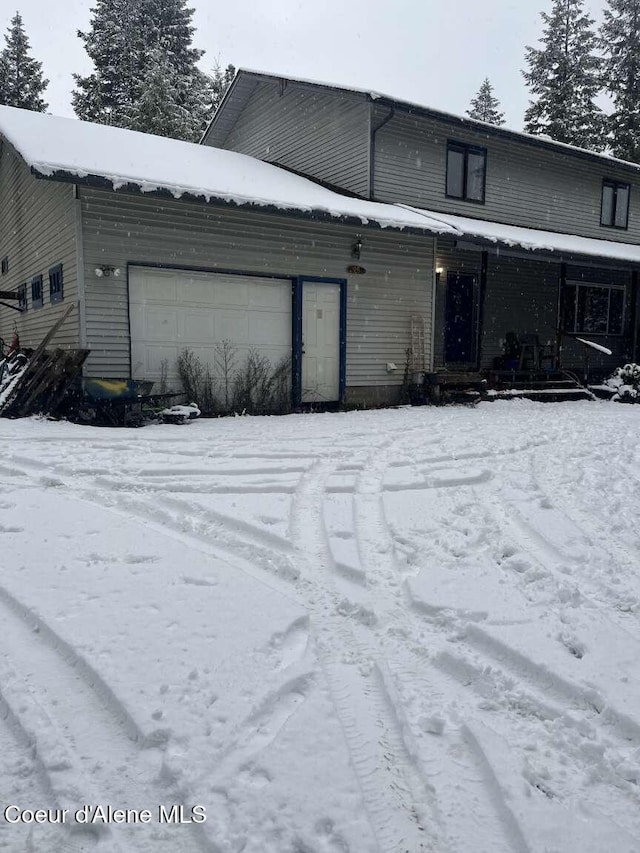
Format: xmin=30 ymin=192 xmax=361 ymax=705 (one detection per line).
xmin=604 ymin=363 xmax=640 ymax=403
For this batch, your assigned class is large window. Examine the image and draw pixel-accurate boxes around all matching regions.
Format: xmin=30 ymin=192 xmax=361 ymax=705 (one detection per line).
xmin=446 ymin=141 xmax=486 ymax=203
xmin=561 ymin=280 xmax=625 ymax=336
xmin=601 ymin=180 xmax=630 ymax=229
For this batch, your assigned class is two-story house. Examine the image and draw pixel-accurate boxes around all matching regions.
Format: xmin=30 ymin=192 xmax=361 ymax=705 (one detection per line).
xmin=203 ymin=70 xmax=640 ymax=382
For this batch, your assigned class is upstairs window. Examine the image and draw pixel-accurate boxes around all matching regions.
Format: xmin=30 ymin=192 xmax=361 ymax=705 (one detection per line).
xmin=561 ymin=280 xmax=625 ymax=336
xmin=17 ymin=283 xmax=27 ymax=311
xmin=446 ymin=141 xmax=486 ymax=203
xmin=49 ymin=263 xmax=63 ymax=304
xmin=31 ymin=274 xmax=43 ymax=309
xmin=601 ymin=180 xmax=630 ymax=229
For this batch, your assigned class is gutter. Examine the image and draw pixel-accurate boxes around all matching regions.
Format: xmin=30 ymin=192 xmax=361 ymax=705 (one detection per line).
xmin=369 ymin=104 xmax=394 ymax=200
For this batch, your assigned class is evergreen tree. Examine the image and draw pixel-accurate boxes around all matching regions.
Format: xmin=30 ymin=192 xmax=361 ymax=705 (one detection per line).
xmin=73 ymin=0 xmax=213 ymax=141
xmin=601 ymin=0 xmax=640 ymax=162
xmin=210 ymin=61 xmax=235 ymax=112
xmin=466 ymin=78 xmax=505 ymax=125
xmin=523 ymin=0 xmax=605 ymax=150
xmin=0 ymin=12 xmax=48 ymax=111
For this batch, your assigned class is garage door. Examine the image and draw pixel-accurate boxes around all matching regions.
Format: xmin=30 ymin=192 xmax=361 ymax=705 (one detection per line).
xmin=129 ymin=267 xmax=292 ymax=385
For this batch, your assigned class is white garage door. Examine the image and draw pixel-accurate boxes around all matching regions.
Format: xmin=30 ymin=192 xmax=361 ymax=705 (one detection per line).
xmin=129 ymin=267 xmax=292 ymax=385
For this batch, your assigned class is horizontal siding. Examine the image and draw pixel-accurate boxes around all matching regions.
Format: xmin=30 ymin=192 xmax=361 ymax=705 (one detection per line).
xmin=374 ymin=107 xmax=640 ymax=244
xmin=80 ymin=188 xmax=434 ymax=385
xmin=0 ymin=143 xmax=79 ymax=350
xmin=217 ymin=81 xmax=371 ymax=197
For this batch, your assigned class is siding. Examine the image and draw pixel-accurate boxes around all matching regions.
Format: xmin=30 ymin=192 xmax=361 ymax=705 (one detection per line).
xmin=374 ymin=107 xmax=640 ymax=244
xmin=0 ymin=142 xmax=79 ymax=349
xmin=214 ymin=81 xmax=371 ymax=197
xmin=80 ymin=188 xmax=434 ymax=386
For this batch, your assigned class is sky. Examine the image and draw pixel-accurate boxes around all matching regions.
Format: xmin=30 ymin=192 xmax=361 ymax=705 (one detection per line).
xmin=7 ymin=0 xmax=607 ymax=131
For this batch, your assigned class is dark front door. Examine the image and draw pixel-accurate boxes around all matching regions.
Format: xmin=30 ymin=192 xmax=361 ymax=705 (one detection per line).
xmin=444 ymin=272 xmax=477 ymax=364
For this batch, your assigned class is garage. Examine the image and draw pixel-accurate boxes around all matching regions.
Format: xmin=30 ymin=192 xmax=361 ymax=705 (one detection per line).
xmin=128 ymin=266 xmax=293 ymax=386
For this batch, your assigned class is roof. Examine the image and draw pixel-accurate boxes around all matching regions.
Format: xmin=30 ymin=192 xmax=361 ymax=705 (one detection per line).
xmin=1 ymin=105 xmax=638 ymax=267
xmin=205 ymin=68 xmax=640 ymax=176
xmin=404 ymin=206 xmax=640 ymax=265
xmin=0 ymin=105 xmax=457 ymax=237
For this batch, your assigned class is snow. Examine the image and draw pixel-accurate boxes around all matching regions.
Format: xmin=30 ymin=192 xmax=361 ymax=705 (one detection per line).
xmin=401 ymin=204 xmax=640 ymax=264
xmin=0 ymin=105 xmax=456 ymax=236
xmin=1 ymin=401 xmax=640 ymax=852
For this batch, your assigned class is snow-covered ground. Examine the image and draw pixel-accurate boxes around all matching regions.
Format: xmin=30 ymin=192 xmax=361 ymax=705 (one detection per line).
xmin=0 ymin=400 xmax=639 ymax=853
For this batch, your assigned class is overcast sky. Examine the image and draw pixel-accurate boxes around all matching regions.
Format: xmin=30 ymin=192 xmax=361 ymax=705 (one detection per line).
xmin=8 ymin=0 xmax=606 ymax=130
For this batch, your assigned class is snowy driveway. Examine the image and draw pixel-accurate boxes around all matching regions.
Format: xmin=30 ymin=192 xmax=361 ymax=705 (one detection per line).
xmin=0 ymin=400 xmax=639 ymax=853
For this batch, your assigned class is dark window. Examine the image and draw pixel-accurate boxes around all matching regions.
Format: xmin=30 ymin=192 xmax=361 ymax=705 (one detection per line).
xmin=561 ymin=281 xmax=625 ymax=336
xmin=49 ymin=263 xmax=63 ymax=304
xmin=17 ymin=283 xmax=27 ymax=311
xmin=31 ymin=274 xmax=43 ymax=309
xmin=601 ymin=180 xmax=630 ymax=229
xmin=446 ymin=141 xmax=486 ymax=203
xmin=1 ymin=256 xmax=8 ymax=275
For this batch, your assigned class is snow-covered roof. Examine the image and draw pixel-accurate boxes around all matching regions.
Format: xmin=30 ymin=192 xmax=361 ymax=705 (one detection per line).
xmin=209 ymin=68 xmax=640 ymax=175
xmin=403 ymin=205 xmax=640 ymax=265
xmin=0 ymin=105 xmax=457 ymax=236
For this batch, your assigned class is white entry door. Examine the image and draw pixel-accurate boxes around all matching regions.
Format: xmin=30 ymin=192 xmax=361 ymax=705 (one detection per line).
xmin=301 ymin=282 xmax=341 ymax=403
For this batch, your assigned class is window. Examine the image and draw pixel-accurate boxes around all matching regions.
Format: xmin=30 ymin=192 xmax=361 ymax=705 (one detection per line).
xmin=17 ymin=283 xmax=26 ymax=311
xmin=561 ymin=280 xmax=625 ymax=336
xmin=601 ymin=180 xmax=630 ymax=229
xmin=446 ymin=141 xmax=486 ymax=203
xmin=49 ymin=263 xmax=63 ymax=304
xmin=31 ymin=274 xmax=43 ymax=309
xmin=1 ymin=256 xmax=8 ymax=275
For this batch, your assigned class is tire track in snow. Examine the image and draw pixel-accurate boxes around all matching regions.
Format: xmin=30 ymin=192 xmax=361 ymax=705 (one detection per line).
xmin=290 ymin=457 xmax=444 ymax=853
xmin=0 ymin=583 xmax=214 ymax=853
xmin=348 ymin=437 xmax=539 ymax=853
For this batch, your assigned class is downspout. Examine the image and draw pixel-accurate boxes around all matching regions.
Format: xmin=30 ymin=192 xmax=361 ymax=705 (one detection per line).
xmin=477 ymin=250 xmax=488 ymax=371
xmin=631 ymin=269 xmax=639 ymax=363
xmin=369 ymin=104 xmax=395 ymax=200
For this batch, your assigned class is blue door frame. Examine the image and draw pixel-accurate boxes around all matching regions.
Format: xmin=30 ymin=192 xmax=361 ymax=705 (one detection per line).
xmin=292 ymin=277 xmax=347 ymax=407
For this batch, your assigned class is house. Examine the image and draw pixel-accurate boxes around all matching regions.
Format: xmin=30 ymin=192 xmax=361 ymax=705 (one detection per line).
xmin=203 ymin=70 xmax=640 ymax=381
xmin=0 ymin=105 xmax=460 ymax=408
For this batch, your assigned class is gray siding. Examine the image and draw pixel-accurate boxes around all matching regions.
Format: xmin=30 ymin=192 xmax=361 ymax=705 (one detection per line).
xmin=212 ymin=81 xmax=371 ymax=197
xmin=374 ymin=107 xmax=640 ymax=244
xmin=80 ymin=188 xmax=434 ymax=388
xmin=0 ymin=142 xmax=79 ymax=349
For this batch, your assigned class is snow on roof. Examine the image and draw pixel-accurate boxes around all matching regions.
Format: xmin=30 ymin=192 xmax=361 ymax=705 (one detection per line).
xmin=402 ymin=205 xmax=640 ymax=265
xmin=0 ymin=105 xmax=457 ymax=236
xmin=229 ymin=69 xmax=639 ymax=174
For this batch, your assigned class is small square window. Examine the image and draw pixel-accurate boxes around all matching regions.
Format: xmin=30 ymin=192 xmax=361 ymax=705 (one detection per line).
xmin=31 ymin=274 xmax=43 ymax=309
xmin=446 ymin=141 xmax=487 ymax=203
xmin=1 ymin=256 xmax=8 ymax=275
xmin=601 ymin=180 xmax=630 ymax=229
xmin=49 ymin=263 xmax=63 ymax=304
xmin=17 ymin=283 xmax=27 ymax=311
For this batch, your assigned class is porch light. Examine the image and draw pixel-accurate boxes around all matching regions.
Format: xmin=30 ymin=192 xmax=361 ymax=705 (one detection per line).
xmin=436 ymin=267 xmax=444 ymax=275
xmin=352 ymin=237 xmax=363 ymax=260
xmin=95 ymin=265 xmax=121 ymax=278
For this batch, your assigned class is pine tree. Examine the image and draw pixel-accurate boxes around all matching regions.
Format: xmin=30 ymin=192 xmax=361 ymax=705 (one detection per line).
xmin=0 ymin=12 xmax=48 ymax=112
xmin=73 ymin=0 xmax=213 ymax=141
xmin=466 ymin=79 xmax=505 ymax=125
xmin=210 ymin=61 xmax=235 ymax=112
xmin=523 ymin=0 xmax=605 ymax=150
xmin=601 ymin=0 xmax=640 ymax=162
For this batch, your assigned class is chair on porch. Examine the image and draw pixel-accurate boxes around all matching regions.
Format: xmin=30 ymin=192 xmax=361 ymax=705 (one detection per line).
xmin=518 ymin=333 xmax=555 ymax=371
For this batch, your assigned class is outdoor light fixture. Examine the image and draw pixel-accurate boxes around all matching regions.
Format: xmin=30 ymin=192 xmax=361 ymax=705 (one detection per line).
xmin=352 ymin=237 xmax=363 ymax=260
xmin=436 ymin=267 xmax=444 ymax=275
xmin=95 ymin=265 xmax=121 ymax=278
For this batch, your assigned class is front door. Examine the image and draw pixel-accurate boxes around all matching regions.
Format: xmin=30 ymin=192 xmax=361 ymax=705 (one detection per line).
xmin=444 ymin=272 xmax=477 ymax=364
xmin=301 ymin=281 xmax=341 ymax=402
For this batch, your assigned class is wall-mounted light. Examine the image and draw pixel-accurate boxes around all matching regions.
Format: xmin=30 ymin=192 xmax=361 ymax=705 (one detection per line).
xmin=436 ymin=266 xmax=444 ymax=275
xmin=351 ymin=236 xmax=363 ymax=260
xmin=95 ymin=265 xmax=121 ymax=278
